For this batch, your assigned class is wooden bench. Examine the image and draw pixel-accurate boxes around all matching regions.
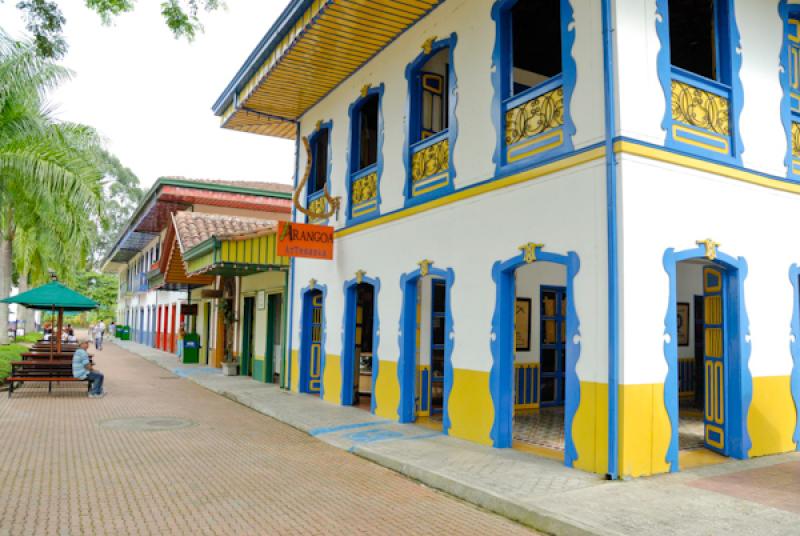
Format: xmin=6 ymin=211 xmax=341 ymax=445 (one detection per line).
xmin=7 ymin=361 xmax=90 ymax=398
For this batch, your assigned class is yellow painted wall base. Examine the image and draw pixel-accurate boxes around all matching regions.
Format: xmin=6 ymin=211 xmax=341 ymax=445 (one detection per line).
xmin=447 ymin=368 xmax=493 ymax=446
xmin=374 ymin=360 xmax=400 ymax=420
xmin=619 ymin=383 xmax=671 ymax=478
xmin=748 ymin=375 xmax=797 ymax=457
xmin=571 ymin=381 xmax=609 ymax=475
xmin=322 ymin=354 xmax=342 ymax=404
xmin=290 ymin=349 xmax=300 ymax=393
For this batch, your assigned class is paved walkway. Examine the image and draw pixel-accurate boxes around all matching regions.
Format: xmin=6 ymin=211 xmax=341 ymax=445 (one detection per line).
xmin=0 ymin=341 xmax=535 ymax=535
xmin=116 ymin=339 xmax=800 ymax=535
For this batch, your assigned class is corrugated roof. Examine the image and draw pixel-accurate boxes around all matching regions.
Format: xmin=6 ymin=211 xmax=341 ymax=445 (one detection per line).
xmin=214 ymin=0 xmax=443 ymax=138
xmin=173 ymin=211 xmax=278 ymax=252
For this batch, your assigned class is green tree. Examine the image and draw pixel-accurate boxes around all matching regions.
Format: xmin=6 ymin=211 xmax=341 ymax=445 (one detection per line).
xmin=12 ymin=0 xmax=223 ymax=58
xmin=0 ymin=31 xmax=111 ymax=343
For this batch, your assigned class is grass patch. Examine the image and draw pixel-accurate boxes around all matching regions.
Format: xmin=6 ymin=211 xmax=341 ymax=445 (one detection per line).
xmin=0 ymin=344 xmax=29 ymax=380
xmin=15 ymin=332 xmax=42 ymax=343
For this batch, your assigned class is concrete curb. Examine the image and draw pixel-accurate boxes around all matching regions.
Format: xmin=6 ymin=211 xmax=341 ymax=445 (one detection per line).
xmin=353 ymin=446 xmax=606 ymax=536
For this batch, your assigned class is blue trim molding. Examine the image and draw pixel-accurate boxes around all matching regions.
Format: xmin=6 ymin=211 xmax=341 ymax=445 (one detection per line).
xmin=490 ymin=0 xmax=577 ymax=175
xmin=789 ymin=264 xmax=800 ymax=449
xmin=780 ymin=1 xmax=800 ymax=180
xmin=488 ymin=246 xmax=581 ymax=467
xmin=655 ymin=0 xmax=744 ymax=164
xmin=298 ymin=282 xmax=328 ymax=396
xmin=397 ymin=262 xmax=455 ymax=433
xmin=403 ymin=33 xmax=459 ymax=207
xmin=662 ymin=246 xmax=752 ymax=470
xmin=346 ymin=85 xmax=385 ymax=224
xmin=306 ymin=120 xmax=333 ymax=223
xmin=341 ymin=274 xmax=381 ymax=411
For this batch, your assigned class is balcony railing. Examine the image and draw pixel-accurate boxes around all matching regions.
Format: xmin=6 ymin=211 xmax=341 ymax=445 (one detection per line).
xmin=349 ymin=164 xmax=378 ymax=219
xmin=409 ymin=130 xmax=449 ymax=197
xmin=502 ymin=74 xmax=565 ymax=165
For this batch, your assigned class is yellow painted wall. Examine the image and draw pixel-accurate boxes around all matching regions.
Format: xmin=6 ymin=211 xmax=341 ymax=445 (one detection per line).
xmin=322 ymin=354 xmax=342 ymax=404
xmin=290 ymin=349 xmax=300 ymax=392
xmin=748 ymin=375 xmax=797 ymax=457
xmin=572 ymin=381 xmax=609 ymax=475
xmin=374 ymin=360 xmax=400 ymax=420
xmin=618 ymin=383 xmax=671 ymax=478
xmin=447 ymin=368 xmax=493 ymax=446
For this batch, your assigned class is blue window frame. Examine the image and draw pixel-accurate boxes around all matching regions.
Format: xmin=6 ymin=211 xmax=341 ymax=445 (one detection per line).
xmin=781 ymin=4 xmax=800 ymax=180
xmin=347 ymin=85 xmax=384 ymax=223
xmin=539 ymin=285 xmax=566 ymax=407
xmin=403 ymin=34 xmax=458 ymax=207
xmin=306 ymin=121 xmax=332 ymax=222
xmin=656 ymin=0 xmax=743 ymax=163
xmin=492 ymin=0 xmax=576 ymax=173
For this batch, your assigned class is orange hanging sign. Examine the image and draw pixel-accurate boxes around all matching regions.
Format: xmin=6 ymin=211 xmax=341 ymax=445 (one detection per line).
xmin=277 ymin=221 xmax=334 ymax=260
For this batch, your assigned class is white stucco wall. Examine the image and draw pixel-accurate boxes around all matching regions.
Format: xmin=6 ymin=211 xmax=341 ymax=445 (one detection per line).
xmin=291 ymin=159 xmax=609 ymax=383
xmin=619 ymin=154 xmax=798 ymax=385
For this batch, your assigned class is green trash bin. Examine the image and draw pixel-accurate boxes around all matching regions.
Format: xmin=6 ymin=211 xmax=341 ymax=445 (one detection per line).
xmin=120 ymin=326 xmax=130 ymax=341
xmin=183 ymin=333 xmax=200 ymax=364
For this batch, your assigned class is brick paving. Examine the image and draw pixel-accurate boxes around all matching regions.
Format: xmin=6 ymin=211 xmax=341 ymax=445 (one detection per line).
xmin=0 ymin=341 xmax=535 ymax=536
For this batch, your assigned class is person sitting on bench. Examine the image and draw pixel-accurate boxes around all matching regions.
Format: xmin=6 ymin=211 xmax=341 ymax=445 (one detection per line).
xmin=72 ymin=340 xmax=106 ymax=398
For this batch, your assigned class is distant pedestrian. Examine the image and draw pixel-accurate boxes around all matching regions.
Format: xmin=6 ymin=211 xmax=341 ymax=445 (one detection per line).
xmin=72 ymin=339 xmax=105 ymax=398
xmin=93 ymin=320 xmax=105 ymax=350
xmin=109 ymin=321 xmax=116 ymax=340
xmin=177 ymin=327 xmax=186 ymax=359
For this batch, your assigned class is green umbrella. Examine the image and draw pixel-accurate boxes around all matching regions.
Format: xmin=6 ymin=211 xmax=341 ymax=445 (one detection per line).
xmin=1 ymin=281 xmax=98 ymax=355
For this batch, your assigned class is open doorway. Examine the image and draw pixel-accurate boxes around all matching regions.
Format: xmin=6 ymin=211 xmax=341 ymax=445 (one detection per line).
xmin=266 ymin=293 xmax=283 ymax=384
xmin=240 ymin=296 xmax=256 ymax=377
xmin=511 ymin=261 xmax=568 ymax=455
xmin=414 ymin=276 xmax=448 ymax=430
xmin=675 ymin=261 xmax=731 ymax=460
xmin=343 ymin=281 xmax=376 ymax=412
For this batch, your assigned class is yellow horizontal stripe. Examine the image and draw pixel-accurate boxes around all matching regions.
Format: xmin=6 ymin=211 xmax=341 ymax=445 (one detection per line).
xmin=616 ymin=140 xmax=800 ymax=195
xmin=337 ymin=147 xmax=605 ymax=238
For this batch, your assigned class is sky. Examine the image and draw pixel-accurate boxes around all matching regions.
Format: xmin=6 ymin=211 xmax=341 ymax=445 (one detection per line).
xmin=0 ymin=0 xmax=295 ymax=189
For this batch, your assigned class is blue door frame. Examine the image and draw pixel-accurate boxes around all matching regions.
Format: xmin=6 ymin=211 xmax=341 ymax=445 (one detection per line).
xmin=489 ymin=245 xmax=581 ymax=468
xmin=341 ymin=276 xmax=380 ymax=410
xmin=398 ymin=264 xmax=455 ymax=434
xmin=663 ymin=245 xmax=752 ymax=471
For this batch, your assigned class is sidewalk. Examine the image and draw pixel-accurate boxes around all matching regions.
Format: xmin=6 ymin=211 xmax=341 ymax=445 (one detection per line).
xmin=118 ymin=339 xmax=800 ymax=535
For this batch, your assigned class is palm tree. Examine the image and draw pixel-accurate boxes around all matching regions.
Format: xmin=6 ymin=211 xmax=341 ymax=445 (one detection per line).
xmin=0 ymin=32 xmax=107 ymax=343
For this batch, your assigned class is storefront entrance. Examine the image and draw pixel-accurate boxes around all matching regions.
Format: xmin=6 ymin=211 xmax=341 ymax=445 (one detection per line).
xmin=265 ymin=293 xmax=283 ymax=384
xmin=300 ymin=289 xmax=324 ymax=395
xmin=675 ymin=261 xmax=732 ymax=458
xmin=664 ymin=244 xmax=751 ymax=471
xmin=398 ymin=263 xmax=454 ymax=432
xmin=240 ymin=296 xmax=256 ymax=377
xmin=490 ymin=246 xmax=581 ymax=466
xmin=342 ymin=280 xmax=377 ymax=411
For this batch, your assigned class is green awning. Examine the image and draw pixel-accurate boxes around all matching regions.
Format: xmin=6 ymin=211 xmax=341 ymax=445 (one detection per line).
xmin=0 ymin=281 xmax=98 ymax=311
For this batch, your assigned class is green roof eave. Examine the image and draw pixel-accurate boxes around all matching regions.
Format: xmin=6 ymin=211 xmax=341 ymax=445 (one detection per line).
xmin=183 ymin=237 xmax=216 ymax=262
xmin=156 ymin=177 xmax=292 ymax=199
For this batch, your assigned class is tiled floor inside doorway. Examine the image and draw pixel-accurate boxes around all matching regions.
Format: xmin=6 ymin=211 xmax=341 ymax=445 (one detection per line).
xmin=514 ymin=407 xmax=565 ymax=451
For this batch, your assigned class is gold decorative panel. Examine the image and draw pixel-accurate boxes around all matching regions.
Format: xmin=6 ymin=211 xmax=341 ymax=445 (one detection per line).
xmin=793 ymin=122 xmax=800 ymax=158
xmin=351 ymin=172 xmax=377 ymax=206
xmin=412 ymin=139 xmax=449 ymax=183
xmin=671 ymin=80 xmax=730 ymax=136
xmin=505 ymin=87 xmax=564 ymax=146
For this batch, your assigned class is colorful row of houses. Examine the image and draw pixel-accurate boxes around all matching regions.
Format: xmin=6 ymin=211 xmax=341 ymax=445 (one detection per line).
xmin=106 ymin=0 xmax=800 ymax=479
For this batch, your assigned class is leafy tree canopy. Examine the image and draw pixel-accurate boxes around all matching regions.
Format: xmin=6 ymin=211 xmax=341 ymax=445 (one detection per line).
xmin=11 ymin=0 xmax=223 ymax=58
